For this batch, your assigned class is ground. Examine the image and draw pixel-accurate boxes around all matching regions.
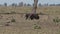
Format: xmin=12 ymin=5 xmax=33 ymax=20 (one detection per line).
xmin=0 ymin=6 xmax=60 ymax=34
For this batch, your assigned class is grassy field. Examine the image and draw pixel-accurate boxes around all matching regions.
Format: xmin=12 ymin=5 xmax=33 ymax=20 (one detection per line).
xmin=0 ymin=6 xmax=60 ymax=34
xmin=0 ymin=6 xmax=60 ymax=14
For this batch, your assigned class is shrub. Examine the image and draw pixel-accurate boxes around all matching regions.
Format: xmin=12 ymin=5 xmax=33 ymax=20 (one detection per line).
xmin=11 ymin=18 xmax=16 ymax=22
xmin=53 ymin=17 xmax=60 ymax=25
xmin=34 ymin=24 xmax=41 ymax=29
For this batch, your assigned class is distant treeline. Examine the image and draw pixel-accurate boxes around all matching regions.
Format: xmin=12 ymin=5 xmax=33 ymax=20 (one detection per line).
xmin=0 ymin=2 xmax=60 ymax=7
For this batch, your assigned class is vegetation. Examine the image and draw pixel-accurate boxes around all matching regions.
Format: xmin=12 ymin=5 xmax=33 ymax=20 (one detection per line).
xmin=0 ymin=6 xmax=59 ymax=34
xmin=34 ymin=24 xmax=41 ymax=29
xmin=0 ymin=0 xmax=60 ymax=34
xmin=11 ymin=11 xmax=16 ymax=14
xmin=53 ymin=17 xmax=60 ymax=25
xmin=11 ymin=18 xmax=16 ymax=22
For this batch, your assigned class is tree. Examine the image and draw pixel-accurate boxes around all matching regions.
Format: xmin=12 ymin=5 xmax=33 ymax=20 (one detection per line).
xmin=38 ymin=3 xmax=41 ymax=6
xmin=18 ymin=2 xmax=23 ymax=7
xmin=32 ymin=0 xmax=38 ymax=14
xmin=24 ymin=3 xmax=27 ymax=6
xmin=43 ymin=3 xmax=48 ymax=6
xmin=27 ymin=4 xmax=31 ymax=6
xmin=55 ymin=4 xmax=60 ymax=6
xmin=11 ymin=3 xmax=17 ymax=7
xmin=4 ymin=3 xmax=7 ymax=7
xmin=49 ymin=4 xmax=55 ymax=6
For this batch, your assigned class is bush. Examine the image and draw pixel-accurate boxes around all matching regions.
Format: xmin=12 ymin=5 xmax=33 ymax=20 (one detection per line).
xmin=11 ymin=18 xmax=16 ymax=22
xmin=53 ymin=17 xmax=60 ymax=25
xmin=34 ymin=24 xmax=41 ymax=29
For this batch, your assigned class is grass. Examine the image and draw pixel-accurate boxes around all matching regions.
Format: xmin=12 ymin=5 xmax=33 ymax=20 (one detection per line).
xmin=0 ymin=6 xmax=60 ymax=14
xmin=0 ymin=6 xmax=60 ymax=34
xmin=33 ymin=24 xmax=41 ymax=29
xmin=53 ymin=17 xmax=60 ymax=25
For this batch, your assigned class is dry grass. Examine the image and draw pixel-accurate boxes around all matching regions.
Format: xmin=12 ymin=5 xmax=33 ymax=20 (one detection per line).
xmin=0 ymin=14 xmax=59 ymax=34
xmin=0 ymin=6 xmax=60 ymax=34
xmin=0 ymin=6 xmax=60 ymax=14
